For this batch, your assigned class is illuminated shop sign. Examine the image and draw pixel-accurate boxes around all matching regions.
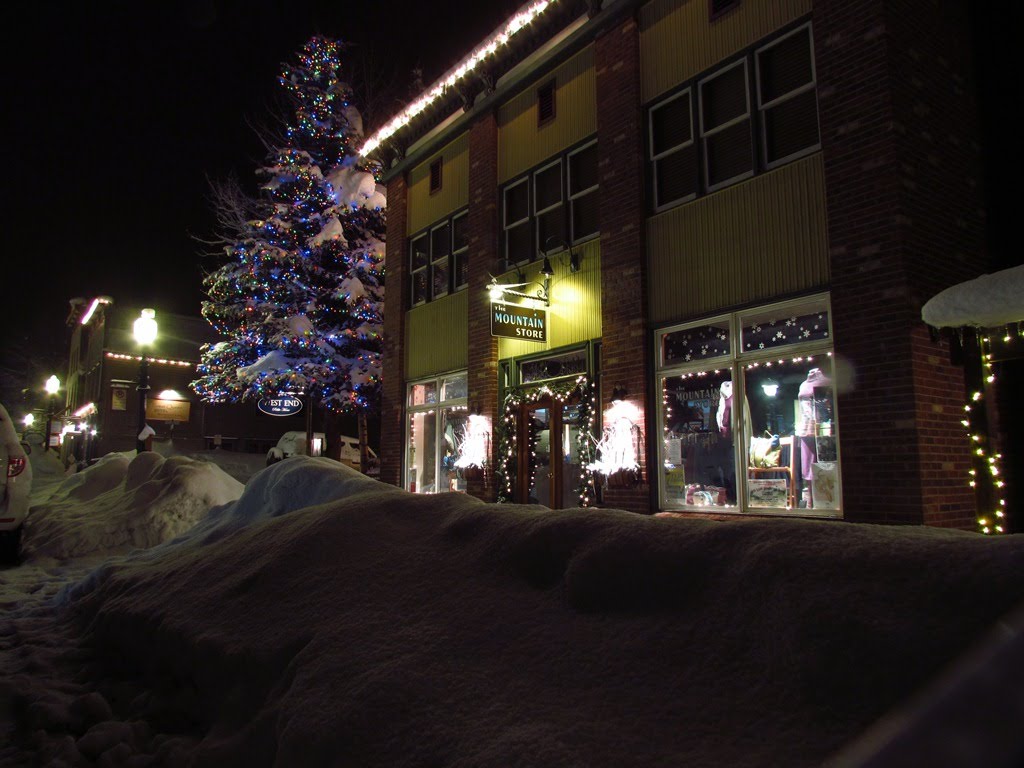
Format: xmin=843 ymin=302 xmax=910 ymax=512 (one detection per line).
xmin=258 ymin=397 xmax=304 ymax=416
xmin=491 ymin=302 xmax=547 ymax=342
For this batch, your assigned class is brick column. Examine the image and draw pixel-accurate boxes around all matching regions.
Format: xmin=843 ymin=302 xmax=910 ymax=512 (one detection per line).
xmin=814 ymin=0 xmax=986 ymax=526
xmin=380 ymin=173 xmax=409 ymax=488
xmin=595 ymin=17 xmax=650 ymax=514
xmin=466 ymin=113 xmax=500 ymax=502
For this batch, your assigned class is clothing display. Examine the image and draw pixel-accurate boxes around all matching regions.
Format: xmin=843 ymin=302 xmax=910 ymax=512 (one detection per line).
xmin=716 ymin=381 xmax=733 ymax=438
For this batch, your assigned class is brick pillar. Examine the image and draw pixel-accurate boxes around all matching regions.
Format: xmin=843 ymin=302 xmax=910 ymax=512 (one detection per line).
xmin=595 ymin=17 xmax=650 ymax=514
xmin=814 ymin=0 xmax=986 ymax=527
xmin=380 ymin=173 xmax=409 ymax=488
xmin=466 ymin=113 xmax=500 ymax=502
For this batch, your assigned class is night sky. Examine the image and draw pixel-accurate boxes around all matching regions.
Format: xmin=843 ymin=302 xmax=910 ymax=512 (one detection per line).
xmin=4 ymin=0 xmax=522 ymax=365
xmin=3 ymin=1 xmax=1019 ymax=383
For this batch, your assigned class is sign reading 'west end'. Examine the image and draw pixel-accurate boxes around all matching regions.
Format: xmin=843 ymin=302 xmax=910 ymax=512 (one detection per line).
xmin=258 ymin=396 xmax=304 ymax=417
xmin=491 ymin=302 xmax=547 ymax=342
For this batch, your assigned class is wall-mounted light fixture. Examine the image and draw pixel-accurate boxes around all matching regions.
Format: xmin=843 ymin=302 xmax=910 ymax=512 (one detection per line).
xmin=761 ymin=380 xmax=779 ymax=398
xmin=487 ymin=277 xmax=550 ymax=306
xmin=611 ymin=386 xmax=628 ymax=403
xmin=541 ymin=236 xmax=581 ymax=273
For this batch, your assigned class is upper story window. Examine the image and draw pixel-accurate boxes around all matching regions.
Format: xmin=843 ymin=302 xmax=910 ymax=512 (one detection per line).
xmin=409 ymin=209 xmax=468 ymax=307
xmin=648 ymin=21 xmax=819 ymax=211
xmin=537 ymin=80 xmax=556 ymax=126
xmin=429 ymin=158 xmax=443 ymax=194
xmin=503 ymin=140 xmax=599 ymax=267
xmin=709 ymin=0 xmax=741 ymax=20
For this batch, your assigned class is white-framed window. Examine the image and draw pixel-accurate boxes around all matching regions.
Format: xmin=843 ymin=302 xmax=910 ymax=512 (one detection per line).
xmin=649 ymin=89 xmax=697 ymax=211
xmin=409 ymin=209 xmax=469 ymax=307
xmin=699 ymin=58 xmax=753 ymax=191
xmin=655 ymin=293 xmax=841 ymax=516
xmin=647 ymin=21 xmax=819 ymax=210
xmin=755 ymin=22 xmax=820 ymax=168
xmin=406 ymin=372 xmax=469 ymax=494
xmin=502 ymin=139 xmax=599 ymax=268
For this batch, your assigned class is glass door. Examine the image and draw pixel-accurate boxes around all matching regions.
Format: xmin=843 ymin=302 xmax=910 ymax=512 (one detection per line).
xmin=517 ymin=397 xmax=581 ymax=509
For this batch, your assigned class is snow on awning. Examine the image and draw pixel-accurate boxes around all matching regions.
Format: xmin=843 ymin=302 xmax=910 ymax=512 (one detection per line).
xmin=921 ymin=264 xmax=1024 ymax=329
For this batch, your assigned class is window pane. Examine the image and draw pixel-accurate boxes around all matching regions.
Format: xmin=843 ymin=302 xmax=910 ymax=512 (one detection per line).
xmin=758 ymin=28 xmax=813 ymax=104
xmin=411 ymin=236 xmax=429 ymax=269
xmin=505 ymin=180 xmax=529 ymax=223
xmin=655 ymin=146 xmax=697 ymax=207
xmin=701 ymin=64 xmax=747 ymax=130
xmin=520 ymin=350 xmax=587 ymax=384
xmin=409 ymin=381 xmax=438 ymax=406
xmin=661 ymin=370 xmax=737 ymax=508
xmin=507 ymin=222 xmax=532 ymax=265
xmin=651 ymin=94 xmax=692 ymax=155
xmin=441 ymin=407 xmax=470 ymax=492
xmin=537 ymin=207 xmax=566 ymax=252
xmin=740 ymin=301 xmax=829 ymax=353
xmin=432 ymin=257 xmax=449 ymax=298
xmin=408 ymin=410 xmax=437 ymax=493
xmin=441 ymin=374 xmax=468 ymax=401
xmin=569 ymin=143 xmax=598 ymax=193
xmin=431 ymin=223 xmax=451 ymax=260
xmin=743 ymin=357 xmax=838 ymax=511
xmin=764 ymin=90 xmax=819 ymax=163
xmin=706 ymin=121 xmax=753 ymax=187
xmin=535 ymin=162 xmax=562 ymax=211
xmin=662 ymin=321 xmax=731 ymax=366
xmin=453 ymin=251 xmax=468 ymax=289
xmin=453 ymin=214 xmax=469 ymax=251
xmin=571 ymin=190 xmax=599 ymax=242
xmin=411 ymin=270 xmax=429 ymax=305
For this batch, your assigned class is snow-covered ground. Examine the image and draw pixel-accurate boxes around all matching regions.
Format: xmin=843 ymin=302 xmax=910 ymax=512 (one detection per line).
xmin=2 ymin=448 xmax=1024 ymax=767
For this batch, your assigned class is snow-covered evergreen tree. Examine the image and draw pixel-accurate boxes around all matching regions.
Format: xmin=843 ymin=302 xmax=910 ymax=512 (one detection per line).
xmin=193 ymin=37 xmax=386 ymax=427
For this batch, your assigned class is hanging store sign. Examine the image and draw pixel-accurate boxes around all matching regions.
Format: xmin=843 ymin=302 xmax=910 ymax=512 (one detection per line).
xmin=258 ymin=396 xmax=304 ymax=416
xmin=491 ymin=302 xmax=547 ymax=342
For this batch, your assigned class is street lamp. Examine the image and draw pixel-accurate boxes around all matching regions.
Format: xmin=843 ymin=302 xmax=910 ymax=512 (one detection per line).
xmin=22 ymin=413 xmax=35 ymax=441
xmin=133 ymin=308 xmax=158 ymax=453
xmin=44 ymin=375 xmax=60 ymax=452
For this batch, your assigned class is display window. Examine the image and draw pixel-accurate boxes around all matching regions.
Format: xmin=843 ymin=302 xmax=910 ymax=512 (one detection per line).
xmin=406 ymin=373 xmax=468 ymax=494
xmin=655 ymin=294 xmax=841 ymax=516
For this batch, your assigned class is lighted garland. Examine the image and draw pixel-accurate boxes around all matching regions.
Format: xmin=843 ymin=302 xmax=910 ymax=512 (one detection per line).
xmin=494 ymin=375 xmax=597 ymax=507
xmin=966 ymin=329 xmax=1016 ymax=534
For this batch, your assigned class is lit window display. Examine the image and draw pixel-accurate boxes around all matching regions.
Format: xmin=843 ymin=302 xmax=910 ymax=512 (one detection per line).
xmin=656 ymin=294 xmax=840 ymax=516
xmin=406 ymin=373 xmax=469 ymax=494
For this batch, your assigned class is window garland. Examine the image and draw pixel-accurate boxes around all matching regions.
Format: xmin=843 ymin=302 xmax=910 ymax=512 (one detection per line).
xmin=495 ymin=375 xmax=598 ymax=507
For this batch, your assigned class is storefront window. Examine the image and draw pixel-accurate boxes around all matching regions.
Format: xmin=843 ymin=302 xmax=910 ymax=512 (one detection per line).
xmin=656 ymin=294 xmax=840 ymax=516
xmin=406 ymin=373 xmax=468 ymax=494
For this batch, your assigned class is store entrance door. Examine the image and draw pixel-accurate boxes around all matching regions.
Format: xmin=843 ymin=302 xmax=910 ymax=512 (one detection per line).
xmin=517 ymin=396 xmax=584 ymax=509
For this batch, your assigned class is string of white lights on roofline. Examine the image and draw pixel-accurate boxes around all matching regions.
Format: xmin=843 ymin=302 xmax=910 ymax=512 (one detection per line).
xmin=357 ymin=0 xmax=557 ymax=158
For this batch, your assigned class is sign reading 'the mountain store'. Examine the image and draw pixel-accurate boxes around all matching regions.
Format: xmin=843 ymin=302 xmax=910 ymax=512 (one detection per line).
xmin=490 ymin=302 xmax=546 ymax=342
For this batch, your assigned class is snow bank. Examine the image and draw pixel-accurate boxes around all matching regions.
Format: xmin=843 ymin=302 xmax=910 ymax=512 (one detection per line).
xmin=9 ymin=457 xmax=1022 ymax=767
xmin=22 ymin=452 xmax=244 ymax=562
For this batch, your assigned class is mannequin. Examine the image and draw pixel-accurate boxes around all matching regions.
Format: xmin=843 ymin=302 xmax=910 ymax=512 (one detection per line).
xmin=716 ymin=380 xmax=733 ymax=437
xmin=796 ymin=367 xmax=830 ymax=505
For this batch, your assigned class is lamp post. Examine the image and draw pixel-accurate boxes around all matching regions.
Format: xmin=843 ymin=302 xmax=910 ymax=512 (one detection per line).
xmin=43 ymin=375 xmax=60 ymax=452
xmin=22 ymin=413 xmax=35 ymax=442
xmin=133 ymin=308 xmax=158 ymax=453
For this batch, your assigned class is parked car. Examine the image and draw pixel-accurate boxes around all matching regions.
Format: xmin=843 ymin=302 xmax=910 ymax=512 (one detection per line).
xmin=0 ymin=404 xmax=33 ymax=563
xmin=337 ymin=436 xmax=380 ymax=476
xmin=266 ymin=431 xmax=327 ymax=466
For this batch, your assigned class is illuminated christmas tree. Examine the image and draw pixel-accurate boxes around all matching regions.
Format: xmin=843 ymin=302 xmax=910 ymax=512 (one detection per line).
xmin=193 ymin=37 xmax=386 ymax=447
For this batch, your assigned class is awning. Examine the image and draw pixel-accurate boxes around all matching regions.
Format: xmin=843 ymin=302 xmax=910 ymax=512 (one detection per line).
xmin=921 ymin=264 xmax=1024 ymax=329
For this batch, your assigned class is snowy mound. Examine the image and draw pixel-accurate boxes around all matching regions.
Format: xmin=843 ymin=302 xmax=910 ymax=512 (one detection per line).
xmin=22 ymin=452 xmax=244 ymax=562
xmin=15 ymin=489 xmax=1024 ymax=767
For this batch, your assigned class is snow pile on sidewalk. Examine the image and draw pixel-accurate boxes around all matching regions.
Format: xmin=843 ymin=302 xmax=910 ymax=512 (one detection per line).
xmin=22 ymin=451 xmax=244 ymax=562
xmin=5 ymin=457 xmax=1022 ymax=767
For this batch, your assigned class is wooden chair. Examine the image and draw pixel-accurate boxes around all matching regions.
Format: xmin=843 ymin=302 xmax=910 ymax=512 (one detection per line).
xmin=748 ymin=435 xmax=797 ymax=508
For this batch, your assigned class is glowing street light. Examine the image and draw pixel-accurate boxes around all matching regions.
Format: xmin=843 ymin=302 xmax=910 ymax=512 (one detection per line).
xmin=43 ymin=375 xmax=60 ymax=452
xmin=133 ymin=309 xmax=158 ymax=453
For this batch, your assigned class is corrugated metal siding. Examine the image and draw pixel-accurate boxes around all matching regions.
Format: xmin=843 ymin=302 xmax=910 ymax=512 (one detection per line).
xmin=647 ymin=153 xmax=829 ymax=325
xmin=407 ymin=133 xmax=469 ymax=235
xmin=498 ymin=239 xmax=602 ymax=359
xmin=405 ymin=291 xmax=468 ymax=378
xmin=498 ymin=46 xmax=596 ymax=184
xmin=640 ymin=0 xmax=812 ymax=103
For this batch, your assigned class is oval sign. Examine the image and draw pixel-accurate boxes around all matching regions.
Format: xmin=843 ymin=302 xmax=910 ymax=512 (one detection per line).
xmin=258 ymin=396 xmax=303 ymax=417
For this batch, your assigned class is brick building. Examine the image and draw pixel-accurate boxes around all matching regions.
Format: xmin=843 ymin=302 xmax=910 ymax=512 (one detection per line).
xmin=370 ymin=0 xmax=989 ymax=527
